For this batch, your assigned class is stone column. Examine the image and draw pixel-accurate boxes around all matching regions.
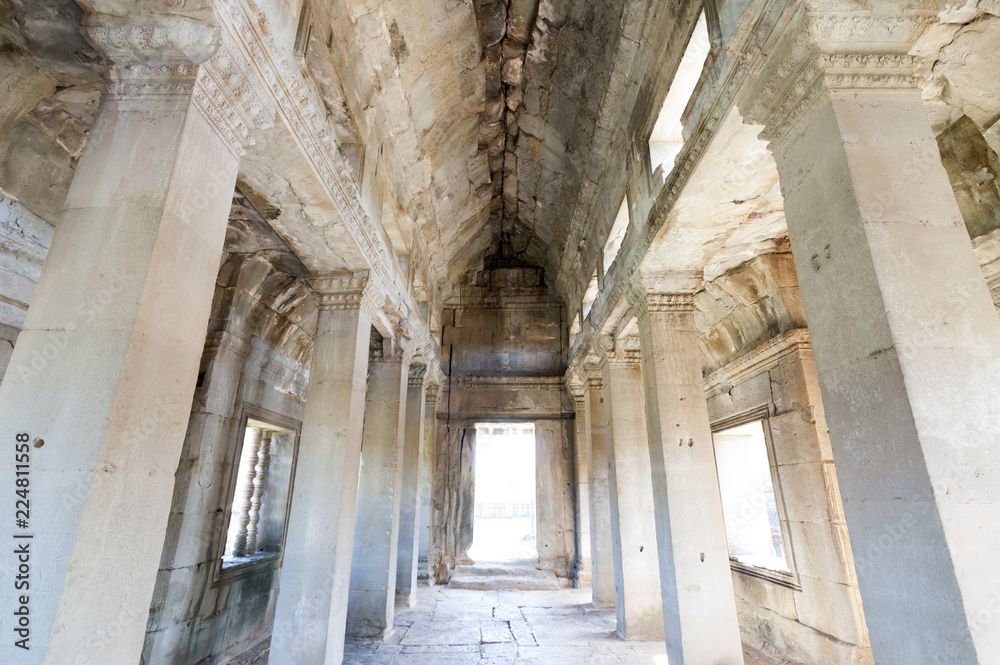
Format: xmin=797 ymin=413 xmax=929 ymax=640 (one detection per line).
xmin=583 ymin=367 xmax=615 ymax=608
xmin=570 ymin=386 xmax=592 ymax=587
xmin=269 ymin=273 xmax=373 ymax=665
xmin=602 ymin=344 xmax=664 ymax=641
xmin=0 ymin=14 xmax=272 ymax=665
xmin=396 ymin=366 xmax=427 ymax=605
xmin=346 ymin=338 xmax=410 ymax=639
xmin=739 ymin=9 xmax=1000 ymax=663
xmin=417 ymin=385 xmax=438 ymax=582
xmin=637 ymin=293 xmax=743 ymax=665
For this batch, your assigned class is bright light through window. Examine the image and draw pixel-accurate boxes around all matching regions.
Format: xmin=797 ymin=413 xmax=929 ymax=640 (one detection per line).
xmin=603 ymin=196 xmax=630 ymax=276
xmin=649 ymin=10 xmax=710 ymax=175
xmin=713 ymin=420 xmax=789 ymax=573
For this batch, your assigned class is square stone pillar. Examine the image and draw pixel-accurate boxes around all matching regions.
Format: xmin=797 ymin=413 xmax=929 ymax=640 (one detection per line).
xmin=637 ymin=293 xmax=743 ymax=665
xmin=417 ymin=385 xmax=438 ymax=582
xmin=739 ymin=9 xmax=1000 ymax=663
xmin=570 ymin=387 xmax=592 ymax=586
xmin=396 ymin=367 xmax=427 ymax=605
xmin=0 ymin=14 xmax=272 ymax=664
xmin=269 ymin=274 xmax=373 ymax=665
xmin=346 ymin=340 xmax=410 ymax=639
xmin=602 ymin=346 xmax=664 ymax=641
xmin=583 ymin=368 xmax=615 ymax=608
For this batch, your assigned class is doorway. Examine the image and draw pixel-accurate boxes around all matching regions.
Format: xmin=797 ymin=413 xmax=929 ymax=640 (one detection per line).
xmin=468 ymin=422 xmax=537 ymax=563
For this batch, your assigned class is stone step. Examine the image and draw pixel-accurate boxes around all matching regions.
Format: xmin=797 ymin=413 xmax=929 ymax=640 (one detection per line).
xmin=448 ymin=562 xmax=561 ymax=590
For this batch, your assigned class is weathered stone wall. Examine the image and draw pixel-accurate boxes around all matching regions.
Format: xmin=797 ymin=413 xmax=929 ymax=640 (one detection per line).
xmin=141 ymin=201 xmax=316 ymax=665
xmin=705 ymin=330 xmax=872 ymax=665
xmin=432 ymin=266 xmax=575 ymax=580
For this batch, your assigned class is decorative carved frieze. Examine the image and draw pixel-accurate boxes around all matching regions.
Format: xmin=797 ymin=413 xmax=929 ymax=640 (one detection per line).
xmin=195 ymin=36 xmax=277 ymax=157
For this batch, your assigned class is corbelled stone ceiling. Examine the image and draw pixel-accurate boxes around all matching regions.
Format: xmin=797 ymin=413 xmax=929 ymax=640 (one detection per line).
xmin=309 ymin=0 xmax=630 ymax=292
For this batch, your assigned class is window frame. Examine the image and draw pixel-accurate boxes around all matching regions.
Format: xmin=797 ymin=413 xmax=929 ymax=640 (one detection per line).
xmin=711 ymin=405 xmax=800 ymax=590
xmin=213 ymin=403 xmax=302 ymax=586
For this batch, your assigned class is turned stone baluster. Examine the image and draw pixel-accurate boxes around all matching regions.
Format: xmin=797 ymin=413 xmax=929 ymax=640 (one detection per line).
xmin=233 ymin=427 xmax=263 ymax=557
xmin=246 ymin=429 xmax=274 ymax=555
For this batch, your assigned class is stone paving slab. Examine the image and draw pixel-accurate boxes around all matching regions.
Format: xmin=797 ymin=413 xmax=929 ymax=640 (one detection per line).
xmin=341 ymin=585 xmax=799 ymax=665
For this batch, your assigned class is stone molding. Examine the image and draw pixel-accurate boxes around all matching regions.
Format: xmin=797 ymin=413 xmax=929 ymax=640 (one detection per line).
xmin=195 ymin=36 xmax=277 ymax=157
xmin=703 ymin=327 xmax=811 ymax=400
xmin=453 ymin=376 xmax=566 ymax=391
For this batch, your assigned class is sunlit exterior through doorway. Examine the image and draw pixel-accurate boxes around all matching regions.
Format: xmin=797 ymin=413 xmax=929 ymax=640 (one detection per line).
xmin=468 ymin=423 xmax=537 ymax=562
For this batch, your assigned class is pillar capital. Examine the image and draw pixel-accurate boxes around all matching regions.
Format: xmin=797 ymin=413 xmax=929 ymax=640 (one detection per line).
xmin=633 ymin=291 xmax=696 ymax=323
xmin=604 ymin=335 xmax=642 ymax=364
xmin=582 ymin=363 xmax=604 ymax=390
xmin=83 ymin=12 xmax=276 ymax=157
xmin=739 ymin=4 xmax=936 ymax=147
xmin=82 ymin=12 xmax=220 ymax=68
xmin=408 ymin=364 xmax=428 ymax=390
xmin=311 ymin=270 xmax=371 ymax=310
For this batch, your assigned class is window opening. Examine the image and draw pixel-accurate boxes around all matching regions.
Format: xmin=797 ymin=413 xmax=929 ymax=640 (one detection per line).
xmin=221 ymin=415 xmax=299 ymax=571
xmin=712 ymin=418 xmax=792 ymax=577
xmin=649 ymin=10 xmax=710 ymax=175
xmin=469 ymin=423 xmax=537 ymax=563
xmin=581 ymin=268 xmax=600 ymax=322
xmin=603 ymin=196 xmax=631 ymax=276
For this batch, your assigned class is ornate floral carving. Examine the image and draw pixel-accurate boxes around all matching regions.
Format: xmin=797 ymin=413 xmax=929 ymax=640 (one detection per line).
xmin=82 ymin=13 xmax=220 ymax=66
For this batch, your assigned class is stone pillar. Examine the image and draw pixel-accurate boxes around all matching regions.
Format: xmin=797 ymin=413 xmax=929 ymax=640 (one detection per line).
xmin=534 ymin=419 xmax=576 ymax=578
xmin=395 ymin=367 xmax=427 ymax=605
xmin=570 ymin=386 xmax=592 ymax=587
xmin=739 ymin=9 xmax=1000 ymax=663
xmin=0 ymin=13 xmax=272 ymax=664
xmin=417 ymin=385 xmax=438 ymax=582
xmin=269 ymin=273 xmax=373 ymax=665
xmin=346 ymin=339 xmax=409 ymax=639
xmin=583 ymin=368 xmax=615 ymax=608
xmin=637 ymin=293 xmax=743 ymax=665
xmin=602 ymin=344 xmax=664 ymax=641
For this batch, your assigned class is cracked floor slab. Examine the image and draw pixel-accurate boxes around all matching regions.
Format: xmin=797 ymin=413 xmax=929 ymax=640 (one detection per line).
xmin=342 ymin=586 xmax=798 ymax=665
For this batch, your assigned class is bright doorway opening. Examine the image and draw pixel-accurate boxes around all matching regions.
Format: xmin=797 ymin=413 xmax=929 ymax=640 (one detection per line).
xmin=469 ymin=422 xmax=537 ymax=563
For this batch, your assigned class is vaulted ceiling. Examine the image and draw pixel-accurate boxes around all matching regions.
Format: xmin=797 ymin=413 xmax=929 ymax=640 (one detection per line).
xmin=306 ymin=0 xmax=636 ymax=296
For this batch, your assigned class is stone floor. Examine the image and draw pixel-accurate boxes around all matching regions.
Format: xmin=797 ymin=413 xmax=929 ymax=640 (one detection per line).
xmin=342 ymin=586 xmax=791 ymax=665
